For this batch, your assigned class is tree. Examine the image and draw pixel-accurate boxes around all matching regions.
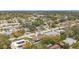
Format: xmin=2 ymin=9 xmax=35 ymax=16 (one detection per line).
xmin=70 ymin=26 xmax=79 ymax=39
xmin=11 ymin=29 xmax=25 ymax=38
xmin=0 ymin=34 xmax=10 ymax=49
xmin=60 ymin=32 xmax=66 ymax=40
xmin=72 ymin=41 xmax=79 ymax=49
xmin=23 ymin=41 xmax=32 ymax=49
xmin=38 ymin=35 xmax=60 ymax=48
xmin=32 ymin=18 xmax=44 ymax=27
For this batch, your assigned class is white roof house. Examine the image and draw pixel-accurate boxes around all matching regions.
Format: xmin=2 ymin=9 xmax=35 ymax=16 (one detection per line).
xmin=45 ymin=31 xmax=60 ymax=36
xmin=11 ymin=39 xmax=26 ymax=49
xmin=63 ymin=38 xmax=77 ymax=46
xmin=10 ymin=39 xmax=32 ymax=49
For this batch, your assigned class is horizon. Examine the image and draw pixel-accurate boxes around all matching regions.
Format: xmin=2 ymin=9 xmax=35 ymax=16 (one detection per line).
xmin=0 ymin=10 xmax=79 ymax=12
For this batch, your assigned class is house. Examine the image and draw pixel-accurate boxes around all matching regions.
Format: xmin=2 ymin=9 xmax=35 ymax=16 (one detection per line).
xmin=48 ymin=44 xmax=61 ymax=49
xmin=63 ymin=38 xmax=77 ymax=46
xmin=45 ymin=31 xmax=60 ymax=36
xmin=48 ymin=41 xmax=65 ymax=49
xmin=10 ymin=39 xmax=26 ymax=49
xmin=32 ymin=33 xmax=41 ymax=41
xmin=0 ymin=20 xmax=8 ymax=24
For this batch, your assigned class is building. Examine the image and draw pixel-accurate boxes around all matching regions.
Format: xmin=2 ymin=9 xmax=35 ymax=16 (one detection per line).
xmin=10 ymin=39 xmax=26 ymax=49
xmin=48 ymin=44 xmax=61 ymax=49
xmin=63 ymin=38 xmax=77 ymax=46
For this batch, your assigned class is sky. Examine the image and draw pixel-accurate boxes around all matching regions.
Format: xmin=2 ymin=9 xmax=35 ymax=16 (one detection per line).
xmin=0 ymin=0 xmax=79 ymax=10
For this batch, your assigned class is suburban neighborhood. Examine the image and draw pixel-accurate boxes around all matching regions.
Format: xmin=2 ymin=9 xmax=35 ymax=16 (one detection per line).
xmin=0 ymin=11 xmax=79 ymax=49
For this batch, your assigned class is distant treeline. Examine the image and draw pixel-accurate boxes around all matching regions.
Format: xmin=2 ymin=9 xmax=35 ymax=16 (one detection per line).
xmin=0 ymin=11 xmax=79 ymax=19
